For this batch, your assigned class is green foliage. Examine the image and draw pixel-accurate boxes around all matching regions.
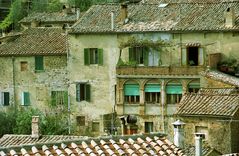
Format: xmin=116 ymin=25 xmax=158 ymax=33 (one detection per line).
xmin=31 ymin=0 xmax=48 ymax=13
xmin=47 ymin=0 xmax=63 ymax=12
xmin=116 ymin=58 xmax=137 ymax=67
xmin=0 ymin=108 xmax=16 ymax=137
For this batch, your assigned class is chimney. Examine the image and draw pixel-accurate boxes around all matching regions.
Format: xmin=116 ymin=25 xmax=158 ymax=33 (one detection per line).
xmin=111 ymin=12 xmax=114 ymax=31
xmin=225 ymin=7 xmax=235 ymax=27
xmin=31 ymin=116 xmax=40 ymax=139
xmin=120 ymin=4 xmax=128 ymax=23
xmin=172 ymin=120 xmax=185 ymax=149
xmin=195 ymin=133 xmax=205 ymax=156
xmin=76 ymin=8 xmax=80 ymax=20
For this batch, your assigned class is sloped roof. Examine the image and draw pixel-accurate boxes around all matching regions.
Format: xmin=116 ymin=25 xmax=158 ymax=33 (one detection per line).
xmin=141 ymin=0 xmax=236 ymax=4
xmin=201 ymin=70 xmax=239 ymax=87
xmin=176 ymin=88 xmax=239 ymax=117
xmin=19 ymin=12 xmax=78 ymax=24
xmin=184 ymin=145 xmax=221 ymax=156
xmin=0 ymin=28 xmax=67 ymax=56
xmin=71 ymin=2 xmax=239 ymax=33
xmin=0 ymin=133 xmax=186 ymax=156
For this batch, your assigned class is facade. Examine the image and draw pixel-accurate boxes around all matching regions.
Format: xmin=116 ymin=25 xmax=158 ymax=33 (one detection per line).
xmin=176 ymin=88 xmax=239 ymax=154
xmin=0 ymin=28 xmax=68 ymax=112
xmin=69 ymin=1 xmax=239 ymax=136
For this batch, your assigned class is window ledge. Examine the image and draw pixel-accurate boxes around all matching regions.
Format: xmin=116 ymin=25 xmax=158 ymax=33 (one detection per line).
xmin=35 ymin=70 xmax=45 ymax=73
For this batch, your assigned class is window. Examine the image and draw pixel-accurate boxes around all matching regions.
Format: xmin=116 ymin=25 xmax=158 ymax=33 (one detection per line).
xmin=35 ymin=56 xmax=44 ymax=71
xmin=76 ymin=116 xmax=85 ymax=126
xmin=20 ymin=61 xmax=28 ymax=71
xmin=92 ymin=122 xmax=100 ymax=132
xmin=195 ymin=126 xmax=208 ymax=140
xmin=188 ymin=81 xmax=200 ymax=93
xmin=181 ymin=47 xmax=204 ymax=66
xmin=21 ymin=92 xmax=30 ymax=106
xmin=84 ymin=48 xmax=103 ymax=65
xmin=0 ymin=92 xmax=10 ymax=106
xmin=124 ymin=84 xmax=140 ymax=104
xmin=145 ymin=84 xmax=160 ymax=103
xmin=145 ymin=122 xmax=153 ymax=133
xmin=76 ymin=83 xmax=91 ymax=102
xmin=129 ymin=47 xmax=148 ymax=65
xmin=51 ymin=91 xmax=68 ymax=107
xmin=166 ymin=82 xmax=182 ymax=104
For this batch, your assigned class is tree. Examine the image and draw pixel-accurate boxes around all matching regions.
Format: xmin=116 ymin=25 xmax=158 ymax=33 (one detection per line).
xmin=0 ymin=108 xmax=16 ymax=137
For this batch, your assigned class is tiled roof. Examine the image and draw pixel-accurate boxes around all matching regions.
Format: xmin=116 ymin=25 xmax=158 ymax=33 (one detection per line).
xmin=141 ymin=0 xmax=235 ymax=4
xmin=176 ymin=88 xmax=239 ymax=117
xmin=0 ymin=135 xmax=85 ymax=148
xmin=0 ymin=28 xmax=67 ymax=56
xmin=201 ymin=70 xmax=239 ymax=87
xmin=0 ymin=133 xmax=186 ymax=156
xmin=184 ymin=145 xmax=219 ymax=156
xmin=222 ymin=153 xmax=239 ymax=156
xmin=19 ymin=12 xmax=78 ymax=23
xmin=71 ymin=2 xmax=239 ymax=33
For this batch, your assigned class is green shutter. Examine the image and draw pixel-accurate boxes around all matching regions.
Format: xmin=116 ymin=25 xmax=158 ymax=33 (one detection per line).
xmin=76 ymin=84 xmax=80 ymax=102
xmin=98 ymin=48 xmax=103 ymax=65
xmin=35 ymin=56 xmax=43 ymax=70
xmin=129 ymin=48 xmax=133 ymax=62
xmin=124 ymin=84 xmax=140 ymax=96
xmin=143 ymin=47 xmax=149 ymax=66
xmin=188 ymin=83 xmax=200 ymax=89
xmin=63 ymin=91 xmax=68 ymax=107
xmin=84 ymin=49 xmax=90 ymax=65
xmin=145 ymin=84 xmax=161 ymax=92
xmin=181 ymin=48 xmax=187 ymax=66
xmin=198 ymin=47 xmax=204 ymax=66
xmin=3 ymin=92 xmax=10 ymax=106
xmin=166 ymin=85 xmax=182 ymax=94
xmin=51 ymin=91 xmax=57 ymax=106
xmin=85 ymin=84 xmax=91 ymax=102
xmin=23 ymin=92 xmax=30 ymax=106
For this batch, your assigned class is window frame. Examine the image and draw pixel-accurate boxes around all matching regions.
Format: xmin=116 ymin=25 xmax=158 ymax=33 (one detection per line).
xmin=76 ymin=83 xmax=91 ymax=102
xmin=181 ymin=46 xmax=204 ymax=66
xmin=20 ymin=61 xmax=28 ymax=71
xmin=0 ymin=92 xmax=10 ymax=106
xmin=129 ymin=46 xmax=149 ymax=66
xmin=35 ymin=56 xmax=44 ymax=72
xmin=21 ymin=92 xmax=30 ymax=106
xmin=84 ymin=48 xmax=103 ymax=65
xmin=51 ymin=91 xmax=68 ymax=107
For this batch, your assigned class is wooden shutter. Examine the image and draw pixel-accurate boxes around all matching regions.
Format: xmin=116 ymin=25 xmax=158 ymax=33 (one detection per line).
xmin=51 ymin=91 xmax=57 ymax=106
xmin=35 ymin=56 xmax=43 ymax=70
xmin=198 ymin=47 xmax=204 ymax=66
xmin=84 ymin=49 xmax=90 ymax=65
xmin=129 ymin=48 xmax=133 ymax=62
xmin=85 ymin=84 xmax=91 ymax=102
xmin=76 ymin=83 xmax=80 ymax=102
xmin=63 ymin=91 xmax=68 ymax=107
xmin=22 ymin=92 xmax=30 ymax=106
xmin=98 ymin=48 xmax=103 ymax=65
xmin=181 ymin=48 xmax=187 ymax=66
xmin=143 ymin=47 xmax=149 ymax=66
xmin=3 ymin=92 xmax=10 ymax=106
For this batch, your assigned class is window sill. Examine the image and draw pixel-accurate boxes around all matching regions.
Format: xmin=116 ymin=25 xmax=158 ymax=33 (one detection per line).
xmin=35 ymin=70 xmax=45 ymax=73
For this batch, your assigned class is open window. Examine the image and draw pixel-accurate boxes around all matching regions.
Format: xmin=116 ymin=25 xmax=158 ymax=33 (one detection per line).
xmin=182 ymin=46 xmax=204 ymax=66
xmin=76 ymin=83 xmax=91 ymax=102
xmin=124 ymin=82 xmax=140 ymax=104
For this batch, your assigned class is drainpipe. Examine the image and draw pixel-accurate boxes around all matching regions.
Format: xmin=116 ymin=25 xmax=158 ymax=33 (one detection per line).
xmin=12 ymin=57 xmax=17 ymax=113
xmin=195 ymin=133 xmax=205 ymax=156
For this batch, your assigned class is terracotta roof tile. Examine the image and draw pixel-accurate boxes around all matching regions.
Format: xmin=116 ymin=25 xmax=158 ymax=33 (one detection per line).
xmin=0 ymin=133 xmax=186 ymax=156
xmin=0 ymin=28 xmax=67 ymax=56
xmin=142 ymin=0 xmax=237 ymax=4
xmin=71 ymin=2 xmax=239 ymax=33
xmin=176 ymin=88 xmax=239 ymax=117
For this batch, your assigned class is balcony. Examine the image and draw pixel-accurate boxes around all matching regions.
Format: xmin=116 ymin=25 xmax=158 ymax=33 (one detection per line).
xmin=116 ymin=66 xmax=205 ymax=76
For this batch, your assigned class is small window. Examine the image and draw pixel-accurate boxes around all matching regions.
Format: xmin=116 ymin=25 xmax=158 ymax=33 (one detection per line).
xmin=51 ymin=91 xmax=68 ymax=107
xmin=76 ymin=83 xmax=91 ymax=102
xmin=124 ymin=84 xmax=140 ymax=104
xmin=145 ymin=122 xmax=153 ymax=133
xmin=76 ymin=116 xmax=85 ymax=126
xmin=129 ymin=47 xmax=148 ymax=65
xmin=20 ymin=61 xmax=28 ymax=71
xmin=188 ymin=81 xmax=200 ymax=93
xmin=21 ymin=92 xmax=30 ymax=106
xmin=195 ymin=126 xmax=208 ymax=140
xmin=92 ymin=122 xmax=100 ymax=132
xmin=35 ymin=56 xmax=44 ymax=71
xmin=0 ymin=92 xmax=10 ymax=106
xmin=84 ymin=48 xmax=103 ymax=65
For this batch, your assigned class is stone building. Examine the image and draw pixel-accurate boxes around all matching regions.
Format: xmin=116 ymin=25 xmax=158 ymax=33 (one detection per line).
xmin=175 ymin=88 xmax=239 ymax=154
xmin=68 ymin=1 xmax=239 ymax=136
xmin=0 ymin=27 xmax=68 ymax=112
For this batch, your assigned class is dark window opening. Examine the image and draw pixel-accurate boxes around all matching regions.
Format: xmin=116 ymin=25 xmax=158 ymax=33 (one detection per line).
xmin=129 ymin=47 xmax=148 ymax=65
xmin=20 ymin=61 xmax=28 ymax=71
xmin=76 ymin=116 xmax=85 ymax=126
xmin=167 ymin=94 xmax=182 ymax=104
xmin=187 ymin=47 xmax=199 ymax=66
xmin=76 ymin=83 xmax=91 ymax=102
xmin=145 ymin=92 xmax=160 ymax=103
xmin=145 ymin=122 xmax=153 ymax=133
xmin=188 ymin=88 xmax=200 ymax=93
xmin=124 ymin=95 xmax=140 ymax=104
xmin=1 ymin=92 xmax=10 ymax=106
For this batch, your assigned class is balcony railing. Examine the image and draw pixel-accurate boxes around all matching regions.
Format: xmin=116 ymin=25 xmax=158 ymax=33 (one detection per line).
xmin=116 ymin=66 xmax=205 ymax=75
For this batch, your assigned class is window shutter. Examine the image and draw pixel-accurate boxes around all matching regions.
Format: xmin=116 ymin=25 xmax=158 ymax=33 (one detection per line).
xmin=63 ymin=91 xmax=68 ymax=107
xmin=143 ymin=47 xmax=149 ymax=66
xmin=22 ymin=92 xmax=30 ymax=106
xmin=35 ymin=56 xmax=43 ymax=70
xmin=98 ymin=48 xmax=103 ymax=65
xmin=0 ymin=92 xmax=3 ymax=105
xmin=3 ymin=92 xmax=10 ymax=106
xmin=84 ymin=49 xmax=90 ymax=65
xmin=85 ymin=84 xmax=91 ymax=102
xmin=124 ymin=84 xmax=140 ymax=95
xmin=129 ymin=48 xmax=133 ymax=62
xmin=76 ymin=84 xmax=80 ymax=102
xmin=198 ymin=47 xmax=204 ymax=66
xmin=51 ymin=91 xmax=57 ymax=106
xmin=181 ymin=48 xmax=187 ymax=66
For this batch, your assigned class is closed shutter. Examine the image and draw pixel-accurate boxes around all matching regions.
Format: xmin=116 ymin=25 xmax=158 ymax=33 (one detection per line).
xmin=35 ymin=56 xmax=43 ymax=70
xmin=143 ymin=47 xmax=149 ymax=66
xmin=84 ymin=49 xmax=90 ymax=65
xmin=181 ymin=48 xmax=187 ymax=66
xmin=145 ymin=84 xmax=161 ymax=92
xmin=124 ymin=84 xmax=140 ymax=96
xmin=85 ymin=84 xmax=91 ymax=102
xmin=129 ymin=48 xmax=133 ymax=62
xmin=188 ymin=83 xmax=200 ymax=89
xmin=198 ymin=47 xmax=204 ymax=66
xmin=76 ymin=84 xmax=80 ymax=102
xmin=98 ymin=48 xmax=103 ymax=65
xmin=166 ymin=85 xmax=182 ymax=94
xmin=3 ymin=92 xmax=10 ymax=106
xmin=22 ymin=92 xmax=30 ymax=106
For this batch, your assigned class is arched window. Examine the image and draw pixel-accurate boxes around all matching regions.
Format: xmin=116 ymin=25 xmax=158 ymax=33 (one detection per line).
xmin=144 ymin=82 xmax=160 ymax=104
xmin=124 ymin=82 xmax=140 ymax=104
xmin=166 ymin=81 xmax=182 ymax=104
xmin=188 ymin=80 xmax=200 ymax=93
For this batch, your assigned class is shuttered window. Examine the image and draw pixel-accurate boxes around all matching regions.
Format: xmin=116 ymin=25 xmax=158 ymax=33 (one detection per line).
xmin=198 ymin=47 xmax=204 ymax=65
xmin=35 ymin=56 xmax=44 ymax=71
xmin=124 ymin=84 xmax=140 ymax=104
xmin=145 ymin=84 xmax=161 ymax=92
xmin=188 ymin=82 xmax=200 ymax=93
xmin=51 ymin=91 xmax=68 ymax=107
xmin=76 ymin=83 xmax=91 ymax=102
xmin=145 ymin=84 xmax=160 ymax=103
xmin=166 ymin=83 xmax=182 ymax=104
xmin=84 ymin=48 xmax=103 ymax=65
xmin=0 ymin=92 xmax=10 ymax=106
xmin=22 ymin=92 xmax=30 ymax=106
xmin=181 ymin=48 xmax=187 ymax=66
xmin=129 ymin=47 xmax=149 ymax=66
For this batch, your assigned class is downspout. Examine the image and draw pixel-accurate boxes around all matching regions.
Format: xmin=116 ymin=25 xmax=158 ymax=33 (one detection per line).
xmin=12 ymin=57 xmax=17 ymax=113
